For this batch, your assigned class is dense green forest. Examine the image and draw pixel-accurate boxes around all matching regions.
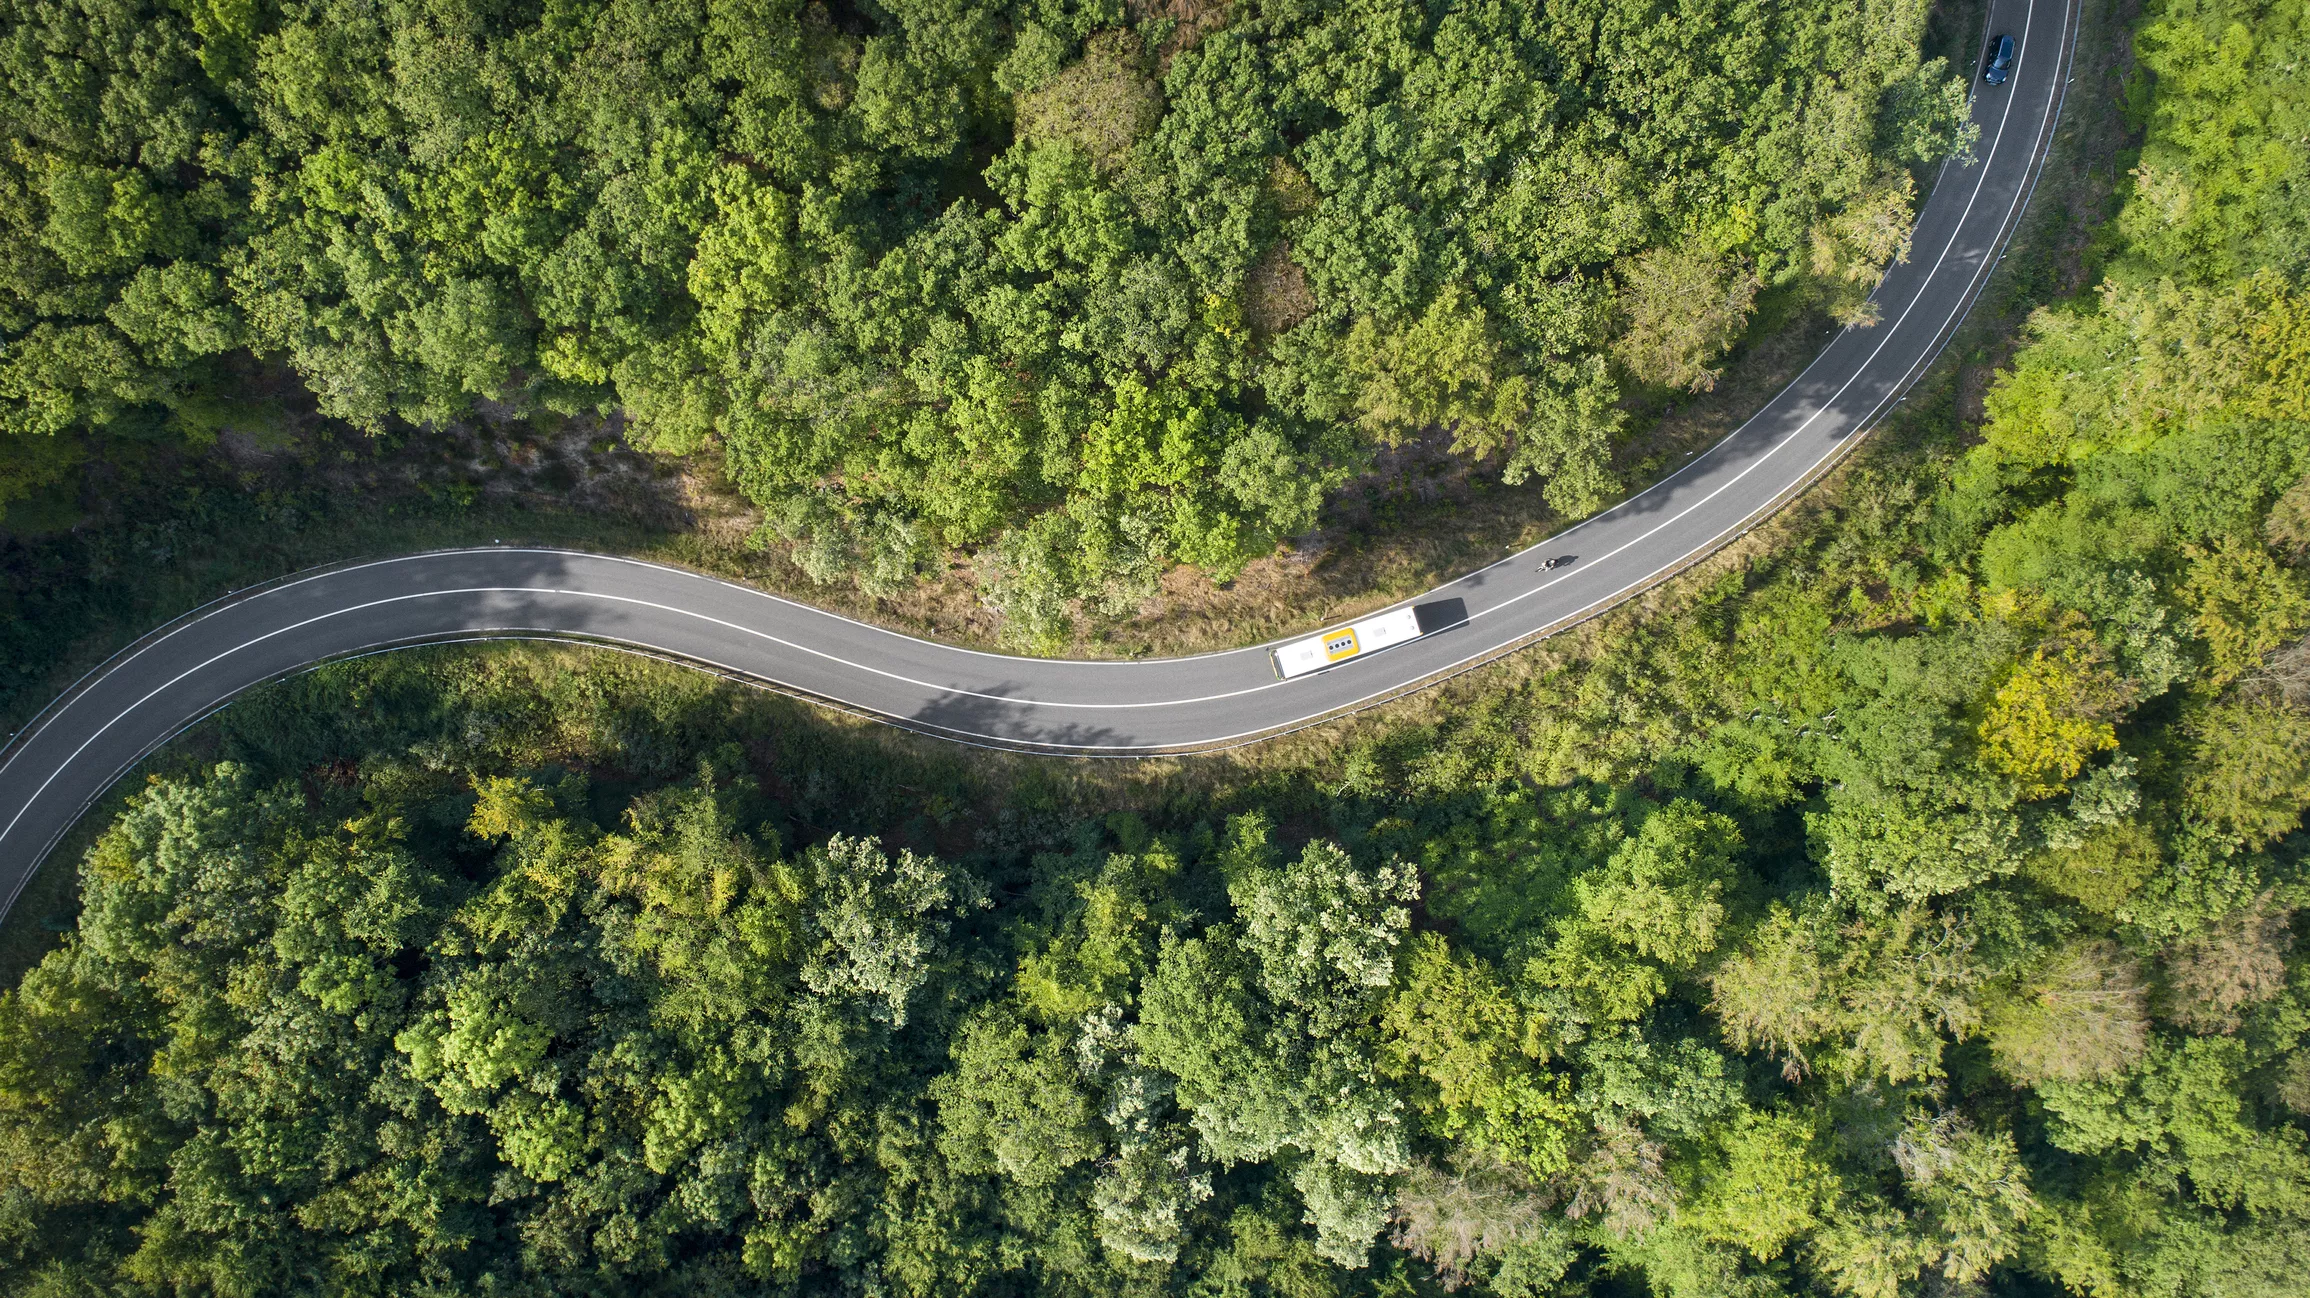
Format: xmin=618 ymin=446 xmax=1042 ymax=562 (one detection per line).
xmin=0 ymin=0 xmax=1972 ymax=643
xmin=4 ymin=0 xmax=2310 ymax=1295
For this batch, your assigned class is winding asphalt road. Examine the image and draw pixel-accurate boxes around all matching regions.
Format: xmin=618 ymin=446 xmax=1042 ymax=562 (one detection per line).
xmin=0 ymin=0 xmax=2077 ymax=907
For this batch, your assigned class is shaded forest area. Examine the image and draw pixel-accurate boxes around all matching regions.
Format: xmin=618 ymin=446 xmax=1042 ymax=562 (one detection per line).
xmin=3 ymin=0 xmax=2310 ymax=1292
xmin=0 ymin=0 xmax=1975 ymax=646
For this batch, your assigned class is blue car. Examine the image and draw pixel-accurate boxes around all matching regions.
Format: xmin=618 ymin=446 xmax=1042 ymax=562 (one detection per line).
xmin=1983 ymin=33 xmax=2015 ymax=85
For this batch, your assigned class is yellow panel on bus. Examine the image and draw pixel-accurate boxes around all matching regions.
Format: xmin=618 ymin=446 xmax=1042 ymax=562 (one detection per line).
xmin=1271 ymin=606 xmax=1427 ymax=679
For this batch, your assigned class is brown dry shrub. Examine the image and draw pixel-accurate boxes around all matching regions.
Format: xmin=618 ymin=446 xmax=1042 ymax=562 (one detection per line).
xmin=2161 ymin=895 xmax=2295 ymax=1032
xmin=1243 ymin=241 xmax=1317 ymax=340
xmin=2250 ymin=634 xmax=2310 ymax=708
xmin=2264 ymin=472 xmax=2310 ymax=563
xmin=1985 ymin=941 xmax=2150 ymax=1086
xmin=1015 ymin=30 xmax=1163 ymax=172
xmin=1128 ymin=0 xmax=1234 ymax=60
xmin=2273 ymin=1052 xmax=2310 ymax=1115
xmin=1389 ymin=1153 xmax=1558 ymax=1288
xmin=1266 ymin=156 xmax=1319 ymax=217
xmin=1562 ymin=1120 xmax=1676 ymax=1239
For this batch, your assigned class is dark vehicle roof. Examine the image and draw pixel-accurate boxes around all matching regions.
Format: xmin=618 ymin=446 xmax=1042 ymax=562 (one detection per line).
xmin=1984 ymin=33 xmax=2015 ymax=82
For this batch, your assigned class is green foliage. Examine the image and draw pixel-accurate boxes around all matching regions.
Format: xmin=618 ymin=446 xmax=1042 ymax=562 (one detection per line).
xmin=1711 ymin=902 xmax=1989 ymax=1085
xmin=1012 ymin=838 xmax=1177 ymax=1021
xmin=2122 ymin=0 xmax=2310 ymax=283
xmin=2183 ymin=696 xmax=2310 ymax=845
xmin=1382 ymin=935 xmax=1574 ymax=1176
xmin=933 ymin=1006 xmax=1100 ymax=1186
xmin=1340 ymin=287 xmax=1531 ymax=450
xmin=2023 ymin=819 xmax=2164 ymax=915
xmin=1015 ymin=29 xmax=1161 ymax=171
xmin=2181 ymin=535 xmax=2310 ymax=685
xmin=1135 ymin=816 xmax=1422 ymax=1265
xmin=1877 ymin=58 xmax=1980 ymax=166
xmin=1230 ymin=832 xmax=1417 ymax=1030
xmin=1892 ymin=1114 xmax=2036 ymax=1284
xmin=1690 ymin=1111 xmax=1839 ymax=1261
xmin=1809 ymin=173 xmax=1918 ymax=323
xmin=799 ymin=832 xmax=985 ymax=1027
xmin=1613 ymin=245 xmax=1763 ymax=394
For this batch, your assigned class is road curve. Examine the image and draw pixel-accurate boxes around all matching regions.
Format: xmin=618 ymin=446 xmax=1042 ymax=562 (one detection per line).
xmin=0 ymin=0 xmax=2077 ymax=904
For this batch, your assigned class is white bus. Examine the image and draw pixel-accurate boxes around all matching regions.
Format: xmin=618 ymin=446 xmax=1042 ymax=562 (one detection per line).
xmin=1270 ymin=606 xmax=1430 ymax=680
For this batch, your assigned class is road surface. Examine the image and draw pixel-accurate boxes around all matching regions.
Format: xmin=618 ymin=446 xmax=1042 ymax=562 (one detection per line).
xmin=0 ymin=0 xmax=2077 ymax=907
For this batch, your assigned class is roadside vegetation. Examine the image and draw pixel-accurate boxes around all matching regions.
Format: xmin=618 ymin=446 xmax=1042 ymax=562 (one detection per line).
xmin=4 ymin=0 xmax=2310 ymax=1295
xmin=0 ymin=0 xmax=1975 ymax=652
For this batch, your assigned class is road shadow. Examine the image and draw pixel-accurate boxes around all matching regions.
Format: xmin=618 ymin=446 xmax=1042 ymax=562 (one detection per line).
xmin=907 ymin=681 xmax=1132 ymax=752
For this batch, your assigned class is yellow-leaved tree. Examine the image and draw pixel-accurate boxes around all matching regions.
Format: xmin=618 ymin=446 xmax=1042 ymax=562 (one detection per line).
xmin=1979 ymin=636 xmax=2133 ymax=799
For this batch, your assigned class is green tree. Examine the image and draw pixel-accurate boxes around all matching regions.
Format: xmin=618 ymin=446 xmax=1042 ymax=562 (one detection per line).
xmin=1383 ymin=935 xmax=1576 ymax=1176
xmin=2184 ymin=696 xmax=2310 ymax=844
xmin=1612 ymin=245 xmax=1762 ymax=394
xmin=798 ymin=833 xmax=983 ymax=1027
xmin=933 ymin=1006 xmax=1100 ymax=1187
xmin=1876 ymin=58 xmax=1979 ymax=166
xmin=1691 ymin=1111 xmax=1840 ymax=1261
xmin=2181 ymin=536 xmax=2310 ymax=686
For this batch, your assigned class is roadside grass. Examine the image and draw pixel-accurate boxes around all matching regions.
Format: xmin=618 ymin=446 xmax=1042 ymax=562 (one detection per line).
xmin=1083 ymin=265 xmax=1865 ymax=659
